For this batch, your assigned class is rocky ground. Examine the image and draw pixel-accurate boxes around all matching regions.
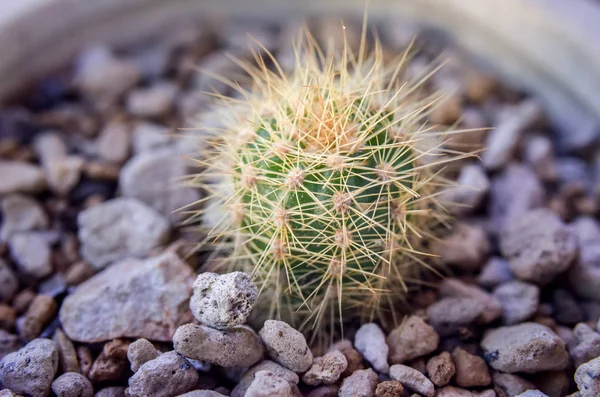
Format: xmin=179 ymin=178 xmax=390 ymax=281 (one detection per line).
xmin=0 ymin=16 xmax=600 ymax=397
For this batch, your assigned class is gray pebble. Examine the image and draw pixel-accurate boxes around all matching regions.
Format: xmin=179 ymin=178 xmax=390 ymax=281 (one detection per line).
xmin=0 ymin=330 xmax=21 ymax=360
xmin=0 ymin=260 xmax=18 ymax=303
xmin=338 ymin=368 xmax=378 ymax=397
xmin=0 ymin=338 xmax=58 ymax=397
xmin=478 ymin=257 xmax=513 ymax=288
xmin=231 ymin=360 xmax=299 ymax=397
xmin=439 ymin=279 xmax=503 ymax=324
xmin=51 ymin=372 xmax=93 ymax=397
xmin=570 ymin=323 xmax=600 ymax=368
xmin=94 ymin=386 xmax=126 ymax=397
xmin=259 ymin=320 xmax=313 ymax=373
xmin=433 ymin=223 xmax=490 ymax=272
xmin=493 ymin=281 xmax=540 ymax=324
xmin=427 ymin=297 xmax=484 ymax=336
xmin=481 ymin=322 xmax=569 ymax=373
xmin=354 ymin=323 xmax=388 ymax=373
xmin=0 ymin=194 xmax=48 ymax=241
xmin=387 ymin=315 xmax=439 ymax=364
xmin=189 ymin=272 xmax=257 ymax=329
xmin=515 ymin=391 xmax=549 ymax=397
xmin=0 ymin=161 xmax=46 ymax=196
xmin=389 ymin=364 xmax=435 ymax=397
xmin=127 ymin=351 xmax=198 ymax=397
xmin=176 ymin=391 xmax=227 ymax=397
xmin=441 ymin=164 xmax=490 ymax=214
xmin=126 ymin=81 xmax=177 ymax=118
xmin=302 ymin=350 xmax=347 ymax=386
xmin=245 ymin=370 xmax=294 ymax=397
xmin=552 ymin=289 xmax=584 ymax=325
xmin=96 ymin=120 xmax=131 ymax=164
xmin=575 ymin=356 xmax=600 ymax=397
xmin=492 ymin=371 xmax=537 ymax=397
xmin=8 ymin=232 xmax=52 ymax=279
xmin=127 ymin=338 xmax=160 ymax=372
xmin=173 ymin=323 xmax=264 ymax=368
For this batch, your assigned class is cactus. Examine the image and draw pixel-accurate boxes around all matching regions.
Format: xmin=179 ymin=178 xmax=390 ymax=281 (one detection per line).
xmin=188 ymin=25 xmax=466 ymax=341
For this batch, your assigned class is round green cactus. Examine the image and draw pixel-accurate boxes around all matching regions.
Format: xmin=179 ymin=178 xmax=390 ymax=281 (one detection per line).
xmin=190 ymin=28 xmax=462 ymax=338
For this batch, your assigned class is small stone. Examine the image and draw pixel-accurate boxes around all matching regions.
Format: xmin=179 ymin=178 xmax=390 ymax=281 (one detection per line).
xmin=11 ymin=289 xmax=33 ymax=313
xmin=569 ymin=243 xmax=600 ymax=301
xmin=338 ymin=368 xmax=378 ymax=397
xmin=478 ymin=257 xmax=513 ymax=289
xmin=354 ymin=323 xmax=389 ymax=373
xmin=427 ymin=298 xmax=484 ymax=336
xmin=8 ymin=233 xmax=52 ymax=279
xmin=0 ymin=161 xmax=46 ymax=195
xmin=127 ymin=351 xmax=199 ymax=397
xmin=493 ymin=281 xmax=540 ymax=325
xmin=515 ymin=392 xmax=548 ymax=397
xmin=104 ymin=338 xmax=130 ymax=360
xmin=131 ymin=122 xmax=174 ymax=154
xmin=575 ymin=356 xmax=600 ymax=397
xmin=442 ymin=164 xmax=490 ymax=214
xmin=65 ymin=261 xmax=95 ymax=286
xmin=0 ymin=330 xmax=20 ymax=360
xmin=439 ymin=279 xmax=503 ymax=324
xmin=126 ymin=82 xmax=177 ymax=118
xmin=0 ymin=194 xmax=48 ymax=241
xmin=259 ymin=320 xmax=313 ymax=373
xmin=177 ymin=392 xmax=227 ymax=397
xmin=302 ymin=350 xmax=347 ymax=386
xmin=45 ymin=156 xmax=84 ymax=196
xmin=451 ymin=347 xmax=491 ymax=387
xmin=426 ymin=351 xmax=455 ymax=387
xmin=231 ymin=360 xmax=299 ymax=397
xmin=552 ymin=289 xmax=584 ymax=325
xmin=95 ymin=386 xmax=126 ymax=397
xmin=0 ymin=261 xmax=18 ymax=304
xmin=500 ymin=208 xmax=577 ymax=284
xmin=173 ymin=323 xmax=264 ymax=368
xmin=96 ymin=120 xmax=130 ymax=164
xmin=387 ymin=315 xmax=439 ymax=364
xmin=389 ymin=364 xmax=435 ymax=397
xmin=570 ymin=323 xmax=600 ymax=368
xmin=189 ymin=272 xmax=257 ymax=329
xmin=0 ymin=305 xmax=15 ymax=331
xmin=375 ymin=381 xmax=404 ymax=397
xmin=38 ymin=273 xmax=67 ymax=298
xmin=32 ymin=132 xmax=67 ymax=163
xmin=433 ymin=223 xmax=490 ymax=272
xmin=53 ymin=328 xmax=79 ymax=373
xmin=18 ymin=295 xmax=57 ymax=340
xmin=89 ymin=349 xmax=126 ymax=382
xmin=51 ymin=372 xmax=93 ymax=397
xmin=128 ymin=338 xmax=160 ymax=372
xmin=60 ymin=252 xmax=194 ymax=342
xmin=480 ymin=322 xmax=569 ymax=373
xmin=77 ymin=197 xmax=171 ymax=269
xmin=0 ymin=338 xmax=58 ymax=397
xmin=77 ymin=346 xmax=93 ymax=377
xmin=531 ymin=370 xmax=569 ymax=397
xmin=492 ymin=371 xmax=536 ymax=397
xmin=245 ymin=370 xmax=294 ymax=397
xmin=524 ymin=135 xmax=557 ymax=182
xmin=304 ymin=385 xmax=339 ymax=397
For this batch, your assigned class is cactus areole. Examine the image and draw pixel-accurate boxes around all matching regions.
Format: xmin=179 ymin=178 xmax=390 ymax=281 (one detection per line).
xmin=190 ymin=26 xmax=463 ymax=337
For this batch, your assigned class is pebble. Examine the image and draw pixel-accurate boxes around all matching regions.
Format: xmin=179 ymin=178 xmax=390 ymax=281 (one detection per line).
xmin=0 ymin=260 xmax=18 ymax=303
xmin=492 ymin=372 xmax=537 ymax=397
xmin=389 ymin=364 xmax=435 ymax=397
xmin=439 ymin=279 xmax=503 ymax=324
xmin=387 ymin=315 xmax=439 ymax=364
xmin=0 ymin=161 xmax=47 ymax=195
xmin=104 ymin=338 xmax=130 ymax=360
xmin=128 ymin=338 xmax=160 ymax=372
xmin=532 ymin=370 xmax=569 ymax=397
xmin=478 ymin=257 xmax=513 ymax=289
xmin=60 ymin=251 xmax=194 ymax=342
xmin=515 ymin=392 xmax=549 ymax=397
xmin=354 ymin=323 xmax=389 ymax=373
xmin=0 ymin=330 xmax=20 ymax=360
xmin=245 ymin=370 xmax=294 ymax=397
xmin=302 ymin=350 xmax=347 ymax=386
xmin=126 ymin=82 xmax=178 ymax=118
xmin=427 ymin=297 xmax=484 ymax=336
xmin=45 ymin=155 xmax=84 ymax=196
xmin=96 ymin=119 xmax=131 ymax=164
xmin=493 ymin=281 xmax=540 ymax=325
xmin=329 ymin=342 xmax=364 ymax=378
xmin=95 ymin=386 xmax=127 ymax=397
xmin=177 ymin=392 xmax=227 ymax=397
xmin=189 ymin=271 xmax=257 ymax=329
xmin=374 ymin=381 xmax=404 ymax=397
xmin=575 ymin=356 xmax=600 ymax=397
xmin=76 ymin=345 xmax=93 ymax=376
xmin=131 ymin=121 xmax=174 ymax=153
xmin=304 ymin=385 xmax=339 ymax=397
xmin=490 ymin=164 xmax=544 ymax=231
xmin=119 ymin=149 xmax=200 ymax=222
xmin=53 ymin=328 xmax=79 ymax=373
xmin=0 ymin=338 xmax=58 ymax=397
xmin=173 ymin=323 xmax=264 ymax=368
xmin=441 ymin=164 xmax=490 ymax=214
xmin=127 ymin=351 xmax=198 ymax=397
xmin=570 ymin=323 xmax=600 ymax=367
xmin=8 ymin=232 xmax=52 ymax=279
xmin=338 ymin=368 xmax=378 ymax=397
xmin=500 ymin=208 xmax=577 ymax=284
xmin=568 ymin=243 xmax=600 ymax=301
xmin=51 ymin=372 xmax=93 ymax=397
xmin=524 ymin=135 xmax=557 ymax=182
xmin=77 ymin=197 xmax=171 ymax=269
xmin=88 ymin=350 xmax=126 ymax=382
xmin=231 ymin=360 xmax=299 ymax=397
xmin=451 ymin=347 xmax=491 ymax=387
xmin=18 ymin=294 xmax=57 ymax=340
xmin=259 ymin=320 xmax=313 ymax=373
xmin=0 ymin=194 xmax=48 ymax=241
xmin=65 ymin=261 xmax=95 ymax=286
xmin=480 ymin=322 xmax=569 ymax=373
xmin=433 ymin=223 xmax=490 ymax=272
xmin=426 ymin=351 xmax=456 ymax=387
xmin=0 ymin=305 xmax=16 ymax=330
xmin=552 ymin=289 xmax=584 ymax=325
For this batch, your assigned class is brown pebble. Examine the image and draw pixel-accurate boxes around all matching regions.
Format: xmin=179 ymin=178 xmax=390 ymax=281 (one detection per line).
xmin=65 ymin=261 xmax=95 ymax=285
xmin=18 ymin=294 xmax=57 ymax=340
xmin=77 ymin=345 xmax=93 ymax=377
xmin=12 ymin=289 xmax=35 ymax=314
xmin=83 ymin=161 xmax=121 ymax=180
xmin=61 ymin=232 xmax=81 ymax=264
xmin=339 ymin=347 xmax=364 ymax=378
xmin=88 ymin=349 xmax=127 ymax=382
xmin=305 ymin=385 xmax=339 ymax=397
xmin=375 ymin=380 xmax=404 ymax=397
xmin=451 ymin=347 xmax=491 ymax=387
xmin=53 ymin=328 xmax=80 ymax=373
xmin=0 ymin=304 xmax=17 ymax=330
xmin=426 ymin=351 xmax=456 ymax=387
xmin=104 ymin=338 xmax=130 ymax=359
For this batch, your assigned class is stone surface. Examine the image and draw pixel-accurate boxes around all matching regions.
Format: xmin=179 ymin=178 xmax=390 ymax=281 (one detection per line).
xmin=60 ymin=251 xmax=194 ymax=342
xmin=127 ymin=351 xmax=198 ymax=397
xmin=18 ymin=294 xmax=57 ymax=340
xmin=338 ymin=368 xmax=378 ymax=397
xmin=439 ymin=279 xmax=503 ymax=324
xmin=552 ymin=289 xmax=584 ymax=325
xmin=427 ymin=297 xmax=484 ymax=336
xmin=493 ymin=281 xmax=540 ymax=325
xmin=515 ymin=392 xmax=549 ymax=397
xmin=189 ymin=271 xmax=257 ymax=329
xmin=426 ymin=351 xmax=455 ymax=387
xmin=568 ymin=237 xmax=600 ymax=301
xmin=259 ymin=320 xmax=313 ymax=373
xmin=77 ymin=197 xmax=171 ymax=269
xmin=127 ymin=338 xmax=160 ymax=372
xmin=451 ymin=347 xmax=491 ymax=387
xmin=480 ymin=322 xmax=569 ymax=373
xmin=374 ymin=381 xmax=404 ymax=397
xmin=0 ymin=338 xmax=58 ymax=397
xmin=0 ymin=260 xmax=18 ymax=304
xmin=575 ymin=356 xmax=600 ymax=397
xmin=96 ymin=119 xmax=131 ymax=164
xmin=173 ymin=323 xmax=264 ymax=368
xmin=387 ymin=315 xmax=439 ymax=364
xmin=492 ymin=371 xmax=540 ymax=397
xmin=442 ymin=164 xmax=489 ymax=214
xmin=433 ymin=223 xmax=490 ymax=272
xmin=389 ymin=364 xmax=435 ymax=397
xmin=0 ymin=194 xmax=48 ymax=241
xmin=0 ymin=161 xmax=46 ymax=195
xmin=51 ymin=372 xmax=93 ymax=397
xmin=53 ymin=328 xmax=79 ymax=373
xmin=8 ymin=232 xmax=52 ymax=279
xmin=570 ymin=323 xmax=600 ymax=368
xmin=245 ymin=370 xmax=294 ymax=397
xmin=302 ymin=350 xmax=347 ymax=386
xmin=500 ymin=208 xmax=577 ymax=284
xmin=478 ymin=257 xmax=513 ymax=288
xmin=95 ymin=386 xmax=127 ymax=397
xmin=231 ymin=360 xmax=299 ymax=397
xmin=126 ymin=82 xmax=177 ymax=118
xmin=354 ymin=323 xmax=389 ymax=373
xmin=88 ymin=350 xmax=126 ymax=382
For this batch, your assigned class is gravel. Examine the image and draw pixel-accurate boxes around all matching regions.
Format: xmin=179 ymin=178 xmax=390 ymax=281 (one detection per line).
xmin=389 ymin=364 xmax=435 ymax=397
xmin=51 ymin=372 xmax=94 ymax=397
xmin=0 ymin=194 xmax=49 ymax=241
xmin=387 ymin=315 xmax=439 ymax=364
xmin=451 ymin=346 xmax=491 ymax=387
xmin=302 ymin=350 xmax=347 ymax=386
xmin=426 ymin=351 xmax=455 ymax=387
xmin=0 ymin=161 xmax=47 ymax=195
xmin=231 ymin=360 xmax=299 ymax=397
xmin=493 ymin=281 xmax=540 ymax=324
xmin=127 ymin=338 xmax=160 ymax=372
xmin=127 ymin=351 xmax=198 ymax=397
xmin=259 ymin=320 xmax=313 ymax=373
xmin=244 ymin=370 xmax=295 ymax=397
xmin=338 ymin=368 xmax=378 ymax=397
xmin=575 ymin=356 xmax=600 ymax=397
xmin=354 ymin=323 xmax=389 ymax=373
